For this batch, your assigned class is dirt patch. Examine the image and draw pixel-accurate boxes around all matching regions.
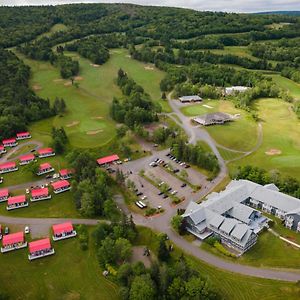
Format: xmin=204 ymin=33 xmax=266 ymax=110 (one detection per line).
xmin=91 ymin=116 xmax=103 ymax=120
xmin=130 ymin=246 xmax=152 ymax=268
xmin=74 ymin=76 xmax=84 ymax=81
xmin=90 ymin=63 xmax=100 ymax=68
xmin=265 ymin=148 xmax=282 ymax=156
xmin=66 ymin=121 xmax=80 ymax=127
xmin=33 ymin=84 xmax=42 ymax=91
xmin=53 ymin=79 xmax=64 ymax=83
xmin=144 ymin=66 xmax=154 ymax=71
xmin=86 ymin=129 xmax=103 ymax=135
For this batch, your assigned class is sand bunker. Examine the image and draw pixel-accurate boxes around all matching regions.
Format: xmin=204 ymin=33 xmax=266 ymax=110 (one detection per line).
xmin=144 ymin=66 xmax=154 ymax=71
xmin=86 ymin=130 xmax=103 ymax=135
xmin=74 ymin=76 xmax=84 ymax=81
xmin=33 ymin=84 xmax=42 ymax=91
xmin=265 ymin=149 xmax=282 ymax=156
xmin=90 ymin=63 xmax=100 ymax=67
xmin=66 ymin=121 xmax=80 ymax=127
xmin=203 ymin=104 xmax=213 ymax=109
xmin=64 ymin=82 xmax=72 ymax=87
xmin=91 ymin=116 xmax=103 ymax=120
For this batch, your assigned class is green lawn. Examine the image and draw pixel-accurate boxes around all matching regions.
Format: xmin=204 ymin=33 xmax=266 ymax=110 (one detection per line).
xmin=0 ymin=227 xmax=119 ymax=300
xmin=137 ymin=227 xmax=300 ymax=300
xmin=229 ymin=98 xmax=300 ymax=177
xmin=7 ymin=144 xmax=37 ymax=159
xmin=218 ymin=147 xmax=244 ymax=161
xmin=210 ymin=46 xmax=260 ymax=61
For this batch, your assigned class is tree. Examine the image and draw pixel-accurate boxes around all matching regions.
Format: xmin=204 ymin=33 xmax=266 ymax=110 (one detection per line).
xmin=179 ymin=169 xmax=188 ymax=180
xmin=115 ymin=238 xmax=133 ymax=262
xmin=158 ymin=236 xmax=170 ymax=262
xmin=171 ymin=215 xmax=184 ymax=234
xmin=129 ymin=274 xmax=156 ymax=300
xmin=97 ymin=237 xmax=116 ymax=266
xmin=80 ymin=192 xmax=95 ymax=217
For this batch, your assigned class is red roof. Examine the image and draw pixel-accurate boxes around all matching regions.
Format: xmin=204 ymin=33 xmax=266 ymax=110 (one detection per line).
xmin=0 ymin=188 xmax=9 ymax=198
xmin=2 ymin=138 xmax=16 ymax=144
xmin=51 ymin=180 xmax=70 ymax=190
xmin=29 ymin=238 xmax=51 ymax=253
xmin=2 ymin=231 xmax=24 ymax=246
xmin=31 ymin=188 xmax=49 ymax=198
xmin=17 ymin=132 xmax=30 ymax=137
xmin=39 ymin=163 xmax=52 ymax=170
xmin=38 ymin=148 xmax=54 ymax=155
xmin=59 ymin=169 xmax=73 ymax=176
xmin=0 ymin=145 xmax=4 ymax=150
xmin=97 ymin=154 xmax=119 ymax=165
xmin=8 ymin=195 xmax=26 ymax=205
xmin=52 ymin=222 xmax=74 ymax=235
xmin=20 ymin=154 xmax=35 ymax=162
xmin=0 ymin=162 xmax=16 ymax=170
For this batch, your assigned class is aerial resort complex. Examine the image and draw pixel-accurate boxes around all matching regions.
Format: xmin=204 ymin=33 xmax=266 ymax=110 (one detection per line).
xmin=1 ymin=2 xmax=300 ymax=299
xmin=183 ymin=180 xmax=300 ymax=253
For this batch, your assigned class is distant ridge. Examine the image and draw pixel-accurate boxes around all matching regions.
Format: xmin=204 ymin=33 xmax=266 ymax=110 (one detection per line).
xmin=256 ymin=11 xmax=300 ymax=16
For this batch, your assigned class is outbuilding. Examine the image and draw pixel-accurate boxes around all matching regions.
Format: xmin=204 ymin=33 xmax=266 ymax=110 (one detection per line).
xmin=19 ymin=154 xmax=35 ymax=165
xmin=179 ymin=95 xmax=203 ymax=103
xmin=37 ymin=163 xmax=54 ymax=176
xmin=59 ymin=169 xmax=73 ymax=179
xmin=30 ymin=187 xmax=51 ymax=202
xmin=2 ymin=138 xmax=18 ymax=147
xmin=52 ymin=222 xmax=77 ymax=241
xmin=0 ymin=188 xmax=9 ymax=203
xmin=7 ymin=195 xmax=28 ymax=211
xmin=0 ymin=145 xmax=6 ymax=155
xmin=16 ymin=132 xmax=31 ymax=140
xmin=97 ymin=154 xmax=120 ymax=166
xmin=37 ymin=148 xmax=55 ymax=158
xmin=51 ymin=180 xmax=71 ymax=194
xmin=28 ymin=238 xmax=55 ymax=260
xmin=0 ymin=162 xmax=18 ymax=174
xmin=1 ymin=231 xmax=27 ymax=253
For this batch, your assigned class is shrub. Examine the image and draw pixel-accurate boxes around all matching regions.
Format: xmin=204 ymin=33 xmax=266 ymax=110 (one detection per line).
xmin=214 ymin=241 xmax=236 ymax=257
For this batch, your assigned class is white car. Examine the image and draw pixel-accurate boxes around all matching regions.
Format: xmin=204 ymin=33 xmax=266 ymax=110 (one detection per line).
xmin=24 ymin=226 xmax=30 ymax=234
xmin=141 ymin=195 xmax=147 ymax=201
xmin=25 ymin=188 xmax=30 ymax=194
xmin=158 ymin=181 xmax=165 ymax=187
xmin=52 ymin=173 xmax=59 ymax=179
xmin=171 ymin=190 xmax=177 ymax=195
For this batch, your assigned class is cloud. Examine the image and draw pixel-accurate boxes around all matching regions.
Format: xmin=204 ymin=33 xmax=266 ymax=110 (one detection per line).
xmin=1 ymin=0 xmax=300 ymax=13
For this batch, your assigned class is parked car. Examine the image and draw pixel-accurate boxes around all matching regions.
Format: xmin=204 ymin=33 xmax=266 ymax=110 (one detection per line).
xmin=46 ymin=174 xmax=52 ymax=179
xmin=136 ymin=192 xmax=143 ymax=196
xmin=166 ymin=153 xmax=171 ymax=157
xmin=185 ymin=164 xmax=190 ymax=169
xmin=167 ymin=187 xmax=172 ymax=192
xmin=158 ymin=191 xmax=164 ymax=196
xmin=163 ymin=194 xmax=168 ymax=199
xmin=25 ymin=188 xmax=30 ymax=194
xmin=30 ymin=149 xmax=36 ymax=152
xmin=181 ymin=183 xmax=187 ymax=188
xmin=4 ymin=226 xmax=9 ymax=235
xmin=141 ymin=195 xmax=147 ymax=200
xmin=24 ymin=226 xmax=30 ymax=234
xmin=171 ymin=190 xmax=177 ymax=195
xmin=158 ymin=181 xmax=165 ymax=187
xmin=173 ymin=169 xmax=179 ymax=173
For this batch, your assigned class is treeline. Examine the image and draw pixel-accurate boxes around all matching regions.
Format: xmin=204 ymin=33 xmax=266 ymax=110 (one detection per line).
xmin=110 ymin=69 xmax=160 ymax=128
xmin=65 ymin=36 xmax=110 ymax=65
xmin=51 ymin=127 xmax=68 ymax=154
xmin=233 ymin=165 xmax=300 ymax=199
xmin=0 ymin=49 xmax=53 ymax=140
xmin=67 ymin=150 xmax=119 ymax=219
xmin=171 ymin=138 xmax=220 ymax=176
xmin=94 ymin=221 xmax=219 ymax=300
xmin=18 ymin=39 xmax=79 ymax=79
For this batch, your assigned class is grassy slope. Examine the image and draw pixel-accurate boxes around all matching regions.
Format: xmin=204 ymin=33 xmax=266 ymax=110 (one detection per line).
xmin=229 ymin=98 xmax=300 ymax=177
xmin=0 ymin=228 xmax=119 ymax=300
xmin=137 ymin=227 xmax=300 ymax=300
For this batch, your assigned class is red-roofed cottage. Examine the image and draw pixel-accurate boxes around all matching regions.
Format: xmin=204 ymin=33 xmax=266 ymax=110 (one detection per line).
xmin=37 ymin=163 xmax=54 ymax=176
xmin=37 ymin=148 xmax=55 ymax=158
xmin=1 ymin=231 xmax=27 ymax=253
xmin=2 ymin=138 xmax=18 ymax=147
xmin=59 ymin=169 xmax=74 ymax=179
xmin=7 ymin=195 xmax=28 ymax=211
xmin=52 ymin=222 xmax=77 ymax=241
xmin=16 ymin=132 xmax=31 ymax=140
xmin=28 ymin=238 xmax=55 ymax=260
xmin=19 ymin=154 xmax=35 ymax=165
xmin=0 ymin=145 xmax=6 ymax=155
xmin=51 ymin=180 xmax=71 ymax=194
xmin=97 ymin=154 xmax=120 ymax=166
xmin=0 ymin=188 xmax=9 ymax=203
xmin=30 ymin=187 xmax=51 ymax=202
xmin=0 ymin=162 xmax=18 ymax=174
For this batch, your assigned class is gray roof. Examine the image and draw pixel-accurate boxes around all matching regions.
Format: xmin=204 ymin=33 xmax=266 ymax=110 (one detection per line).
xmin=229 ymin=203 xmax=255 ymax=224
xmin=209 ymin=214 xmax=225 ymax=229
xmin=193 ymin=112 xmax=232 ymax=125
xmin=189 ymin=208 xmax=206 ymax=225
xmin=264 ymin=183 xmax=279 ymax=192
xmin=230 ymin=223 xmax=249 ymax=240
xmin=179 ymin=95 xmax=202 ymax=101
xmin=219 ymin=218 xmax=238 ymax=235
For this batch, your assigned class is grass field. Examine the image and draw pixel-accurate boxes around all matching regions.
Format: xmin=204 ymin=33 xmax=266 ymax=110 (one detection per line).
xmin=16 ymin=48 xmax=167 ymax=148
xmin=209 ymin=46 xmax=260 ymax=61
xmin=0 ymin=227 xmax=119 ymax=300
xmin=137 ymin=227 xmax=300 ymax=300
xmin=229 ymin=98 xmax=300 ymax=177
xmin=218 ymin=147 xmax=244 ymax=161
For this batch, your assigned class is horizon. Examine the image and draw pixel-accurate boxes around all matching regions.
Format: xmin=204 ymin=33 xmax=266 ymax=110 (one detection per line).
xmin=1 ymin=1 xmax=300 ymax=13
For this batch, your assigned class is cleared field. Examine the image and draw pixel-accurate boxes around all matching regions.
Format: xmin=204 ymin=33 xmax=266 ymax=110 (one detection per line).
xmin=137 ymin=227 xmax=300 ymax=300
xmin=0 ymin=227 xmax=119 ymax=300
xmin=229 ymin=98 xmax=300 ymax=177
xmin=210 ymin=46 xmax=260 ymax=61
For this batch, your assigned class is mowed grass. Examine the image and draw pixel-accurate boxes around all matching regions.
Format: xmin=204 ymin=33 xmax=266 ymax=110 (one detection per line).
xmin=137 ymin=227 xmax=300 ymax=300
xmin=229 ymin=98 xmax=300 ymax=177
xmin=209 ymin=46 xmax=259 ymax=61
xmin=0 ymin=227 xmax=119 ymax=300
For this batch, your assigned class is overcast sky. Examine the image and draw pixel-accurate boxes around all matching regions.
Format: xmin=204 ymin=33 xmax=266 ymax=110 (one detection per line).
xmin=1 ymin=0 xmax=300 ymax=13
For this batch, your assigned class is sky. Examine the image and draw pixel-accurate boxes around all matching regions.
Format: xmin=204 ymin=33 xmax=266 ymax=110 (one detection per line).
xmin=1 ymin=0 xmax=300 ymax=13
